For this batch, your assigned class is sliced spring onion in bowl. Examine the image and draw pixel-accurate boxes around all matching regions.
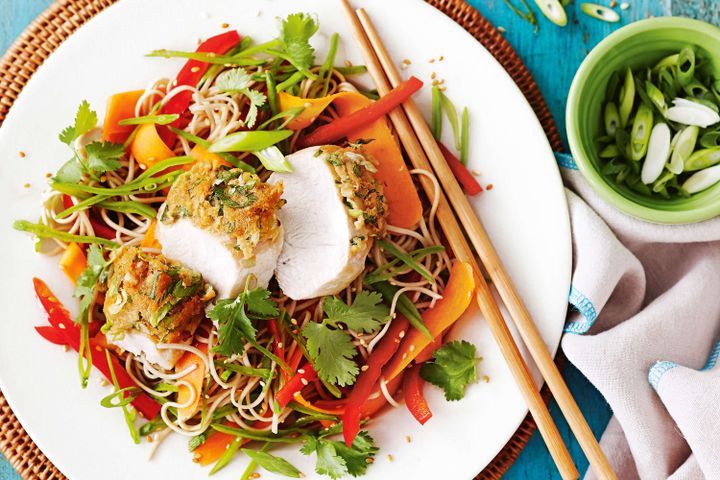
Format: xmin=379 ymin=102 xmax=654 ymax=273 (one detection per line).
xmin=665 ymin=98 xmax=720 ymax=127
xmin=668 ymin=126 xmax=698 ymax=174
xmin=641 ymin=123 xmax=671 ymax=184
xmin=580 ymin=3 xmax=620 ymax=23
xmin=684 ymin=147 xmax=720 ymax=171
xmin=682 ymin=164 xmax=720 ymax=193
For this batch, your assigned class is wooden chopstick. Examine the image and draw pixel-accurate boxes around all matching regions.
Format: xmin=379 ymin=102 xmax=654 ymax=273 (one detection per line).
xmin=338 ymin=2 xmax=578 ymax=479
xmin=351 ymin=6 xmax=616 ymax=480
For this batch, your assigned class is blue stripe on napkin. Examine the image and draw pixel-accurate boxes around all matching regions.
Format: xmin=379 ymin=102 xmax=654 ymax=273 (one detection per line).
xmin=564 ymin=284 xmax=598 ymax=334
xmin=701 ymin=339 xmax=720 ymax=371
xmin=554 ymin=152 xmax=578 ymax=171
xmin=648 ymin=360 xmax=678 ymax=391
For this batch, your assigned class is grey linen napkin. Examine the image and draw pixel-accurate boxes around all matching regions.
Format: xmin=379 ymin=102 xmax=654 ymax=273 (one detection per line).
xmin=553 ymin=153 xmax=720 ymax=480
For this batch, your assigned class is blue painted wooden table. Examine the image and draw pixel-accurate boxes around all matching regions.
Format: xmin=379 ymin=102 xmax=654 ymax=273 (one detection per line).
xmin=0 ymin=1 xmax=712 ymax=479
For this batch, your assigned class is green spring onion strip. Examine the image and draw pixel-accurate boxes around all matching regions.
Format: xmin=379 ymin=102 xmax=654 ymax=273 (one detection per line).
xmin=320 ymin=33 xmax=340 ymax=97
xmin=13 ymin=220 xmax=119 ymax=247
xmin=266 ymin=71 xmax=279 ymax=118
xmin=431 ymin=86 xmax=443 ymax=140
xmin=580 ymin=3 xmax=620 ymax=23
xmin=118 ymin=113 xmax=179 ymax=126
xmin=276 ymin=71 xmax=306 ymax=92
xmin=210 ymin=436 xmax=243 ymax=475
xmin=336 ymin=65 xmax=368 ymax=76
xmin=168 ymin=127 xmax=210 ymax=149
xmin=439 ymin=90 xmax=461 ymax=150
xmin=364 ymin=245 xmax=445 ymax=284
xmin=503 ymin=0 xmax=539 ymax=31
xmin=377 ymin=239 xmax=435 ymax=284
xmin=677 ymin=47 xmax=696 ymax=87
xmin=145 ymin=49 xmax=267 ymax=67
xmin=98 ymin=200 xmax=157 ymax=219
xmin=460 ymin=107 xmax=469 ymax=165
xmin=105 ymin=350 xmax=141 ymax=444
xmin=78 ymin=318 xmax=92 ymax=388
xmin=240 ymin=443 xmax=272 ymax=480
xmin=257 ymin=107 xmax=305 ymax=131
xmin=372 ymin=281 xmax=432 ymax=341
xmin=57 ymin=194 xmax=109 ymax=219
xmin=100 ymin=386 xmax=140 ymax=408
xmin=211 ymin=424 xmax=301 ymax=444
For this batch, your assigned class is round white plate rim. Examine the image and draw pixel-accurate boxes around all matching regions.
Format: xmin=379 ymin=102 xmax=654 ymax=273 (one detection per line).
xmin=0 ymin=1 xmax=571 ymax=479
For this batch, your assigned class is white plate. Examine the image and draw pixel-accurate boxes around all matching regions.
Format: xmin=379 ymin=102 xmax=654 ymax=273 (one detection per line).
xmin=0 ymin=1 xmax=570 ymax=479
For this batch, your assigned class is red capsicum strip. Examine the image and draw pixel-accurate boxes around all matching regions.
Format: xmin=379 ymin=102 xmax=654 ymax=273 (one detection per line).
xmin=158 ymin=30 xmax=242 ymax=145
xmin=439 ymin=143 xmax=483 ymax=196
xmin=33 ymin=278 xmax=161 ymax=419
xmin=275 ymin=363 xmax=317 ymax=408
xmin=35 ymin=325 xmax=67 ymax=345
xmin=299 ymin=76 xmax=424 ymax=147
xmin=342 ymin=314 xmax=410 ymax=447
xmin=403 ymin=365 xmax=432 ymax=425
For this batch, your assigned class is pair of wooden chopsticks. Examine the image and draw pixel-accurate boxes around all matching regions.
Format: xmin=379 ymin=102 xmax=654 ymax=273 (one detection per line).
xmin=338 ymin=2 xmax=616 ymax=479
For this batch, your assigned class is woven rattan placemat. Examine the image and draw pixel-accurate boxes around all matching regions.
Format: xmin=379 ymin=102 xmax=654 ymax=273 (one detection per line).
xmin=0 ymin=0 xmax=564 ymax=478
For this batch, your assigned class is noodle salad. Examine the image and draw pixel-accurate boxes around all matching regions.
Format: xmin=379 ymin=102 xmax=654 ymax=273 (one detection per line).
xmin=14 ymin=13 xmax=485 ymax=479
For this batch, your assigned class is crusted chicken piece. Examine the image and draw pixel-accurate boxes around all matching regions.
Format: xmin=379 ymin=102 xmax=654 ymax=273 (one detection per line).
xmin=269 ymin=145 xmax=387 ymax=300
xmin=103 ymin=246 xmax=215 ymax=369
xmin=157 ymin=163 xmax=285 ymax=298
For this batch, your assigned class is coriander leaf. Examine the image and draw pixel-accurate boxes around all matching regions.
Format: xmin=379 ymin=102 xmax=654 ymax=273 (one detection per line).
xmin=280 ymin=13 xmax=319 ymax=70
xmin=73 ymin=244 xmax=109 ymax=323
xmin=331 ymin=431 xmax=378 ymax=477
xmin=323 ymin=291 xmax=389 ymax=333
xmin=241 ymin=449 xmax=302 ymax=478
xmin=85 ymin=141 xmax=124 ymax=174
xmin=314 ymin=442 xmax=348 ymax=480
xmin=299 ymin=435 xmax=319 ymax=456
xmin=55 ymin=157 xmax=84 ymax=183
xmin=216 ymin=68 xmax=253 ymax=91
xmin=208 ymin=295 xmax=257 ymax=356
xmin=245 ymin=287 xmax=278 ymax=317
xmin=420 ymin=340 xmax=480 ymax=401
xmin=214 ymin=68 xmax=266 ymax=128
xmin=60 ymin=100 xmax=98 ymax=145
xmin=302 ymin=322 xmax=359 ymax=387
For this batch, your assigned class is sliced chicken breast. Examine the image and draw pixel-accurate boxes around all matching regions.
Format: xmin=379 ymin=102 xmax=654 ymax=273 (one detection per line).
xmin=103 ymin=247 xmax=215 ymax=370
xmin=156 ymin=163 xmax=284 ymax=299
xmin=269 ymin=146 xmax=387 ymax=300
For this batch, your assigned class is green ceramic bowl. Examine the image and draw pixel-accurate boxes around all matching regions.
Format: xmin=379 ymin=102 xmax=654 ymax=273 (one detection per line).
xmin=567 ymin=17 xmax=720 ymax=224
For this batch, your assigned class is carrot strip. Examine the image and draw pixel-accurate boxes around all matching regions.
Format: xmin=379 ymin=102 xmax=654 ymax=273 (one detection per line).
xmin=175 ymin=343 xmax=208 ymax=421
xmin=102 ymin=90 xmax=145 ymax=144
xmin=59 ymin=242 xmax=86 ymax=285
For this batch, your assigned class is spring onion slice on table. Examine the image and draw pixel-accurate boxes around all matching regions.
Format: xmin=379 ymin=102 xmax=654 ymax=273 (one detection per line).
xmin=14 ymin=12 xmax=487 ymax=479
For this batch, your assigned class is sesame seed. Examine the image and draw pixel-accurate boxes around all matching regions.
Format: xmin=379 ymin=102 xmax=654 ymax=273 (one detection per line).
xmin=497 ymin=26 xmax=507 ymax=33
xmin=147 ymin=435 xmax=154 ymax=442
xmin=298 ymin=368 xmax=305 ymax=374
xmin=609 ymin=0 xmax=616 ymax=6
xmin=45 ymin=172 xmax=52 ymax=178
xmin=221 ymin=22 xmax=230 ymax=28
xmin=58 ymin=323 xmax=66 ymax=330
xmin=432 ymin=79 xmax=439 ymax=86
xmin=431 ymin=72 xmax=436 ymax=79
xmin=439 ymin=86 xmax=447 ymax=92
xmin=301 ymin=378 xmax=309 ymax=386
xmin=255 ymin=10 xmax=262 ymax=17
xmin=19 ymin=151 xmax=26 ymax=158
xmin=23 ymin=183 xmax=30 ymax=188
xmin=429 ymin=58 xmax=435 ymax=63
xmin=361 ymin=365 xmax=369 ymax=371
xmin=208 ymin=52 xmax=217 ymax=58
xmin=486 ymin=183 xmax=494 ymax=190
xmin=365 ymin=457 xmax=374 ymax=464
xmin=99 ymin=378 xmax=108 ymax=387
xmin=95 ymin=345 xmax=103 ymax=352
xmin=409 ymin=345 xmax=416 ymax=352
xmin=620 ymin=2 xmax=630 ymax=9
xmin=62 ymin=345 xmax=69 ymax=352
xmin=438 ymin=56 xmax=444 ymax=61
xmin=402 ymin=353 xmax=407 ymax=360
xmin=345 ymin=60 xmax=353 ymax=68
xmin=191 ymin=66 xmax=200 ymax=73
xmin=291 ymin=318 xmax=298 ymax=325
xmin=402 ymin=58 xmax=411 ymax=65
xmin=472 ymin=170 xmax=482 ymax=176
xmin=438 ymin=79 xmax=445 ymax=85
xmin=405 ymin=435 xmax=412 ymax=443
xmin=483 ymin=375 xmax=490 ymax=383
xmin=277 ymin=342 xmax=283 ymax=348
xmin=399 ymin=330 xmax=406 ymax=338
xmin=387 ymin=454 xmax=393 ymax=462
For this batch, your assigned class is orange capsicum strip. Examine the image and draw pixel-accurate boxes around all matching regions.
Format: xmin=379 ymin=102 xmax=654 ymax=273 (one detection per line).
xmin=130 ymin=123 xmax=176 ymax=169
xmin=414 ymin=297 xmax=480 ymax=364
xmin=175 ymin=342 xmax=208 ymax=421
xmin=383 ymin=261 xmax=475 ymax=381
xmin=141 ymin=220 xmax=161 ymax=250
xmin=278 ymin=91 xmax=423 ymax=229
xmin=102 ymin=89 xmax=145 ymax=144
xmin=58 ymin=242 xmax=86 ymax=285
